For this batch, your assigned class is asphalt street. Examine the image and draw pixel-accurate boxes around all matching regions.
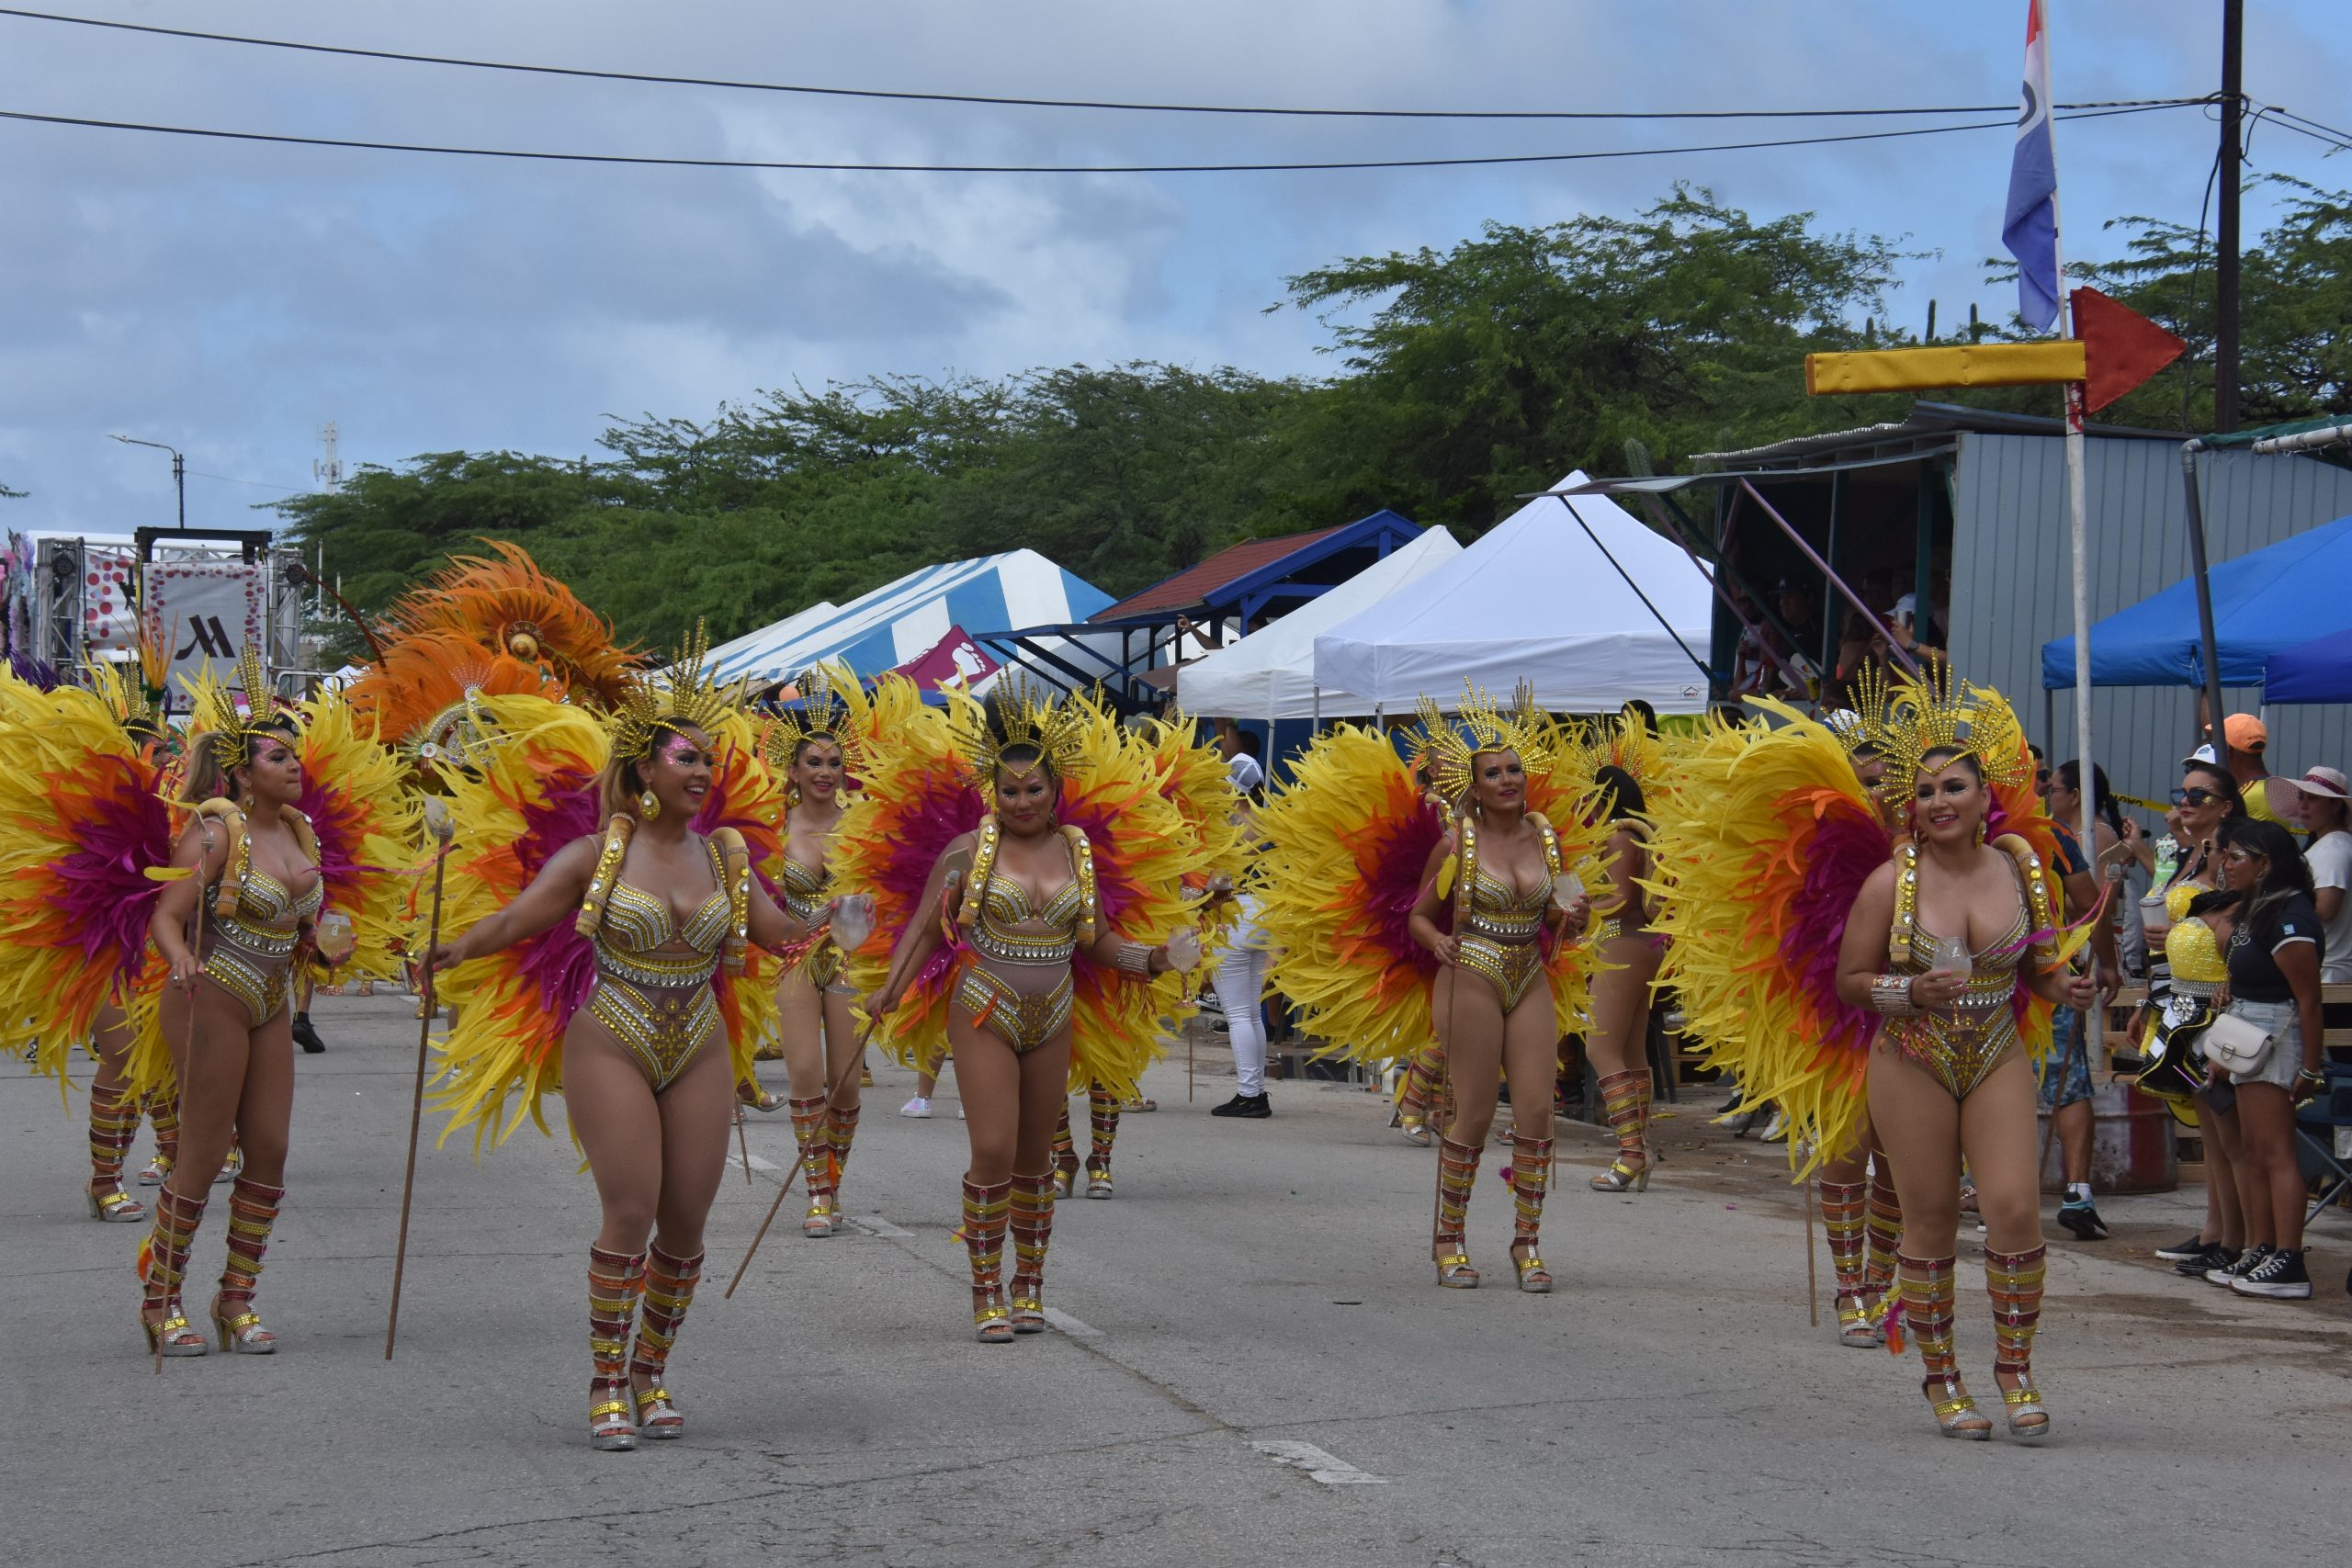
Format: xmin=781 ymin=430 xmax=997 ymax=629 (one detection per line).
xmin=11 ymin=992 xmax=2351 ymax=1568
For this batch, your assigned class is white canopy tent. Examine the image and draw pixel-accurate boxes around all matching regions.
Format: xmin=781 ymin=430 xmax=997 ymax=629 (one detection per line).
xmin=1177 ymin=526 xmax=1463 ymax=719
xmin=703 ymin=600 xmax=839 ymax=684
xmin=1313 ymin=469 xmax=1713 ymax=715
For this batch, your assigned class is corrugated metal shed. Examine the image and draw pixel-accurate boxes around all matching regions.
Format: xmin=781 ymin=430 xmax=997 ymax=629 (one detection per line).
xmin=1949 ymin=432 xmax=2352 ymax=809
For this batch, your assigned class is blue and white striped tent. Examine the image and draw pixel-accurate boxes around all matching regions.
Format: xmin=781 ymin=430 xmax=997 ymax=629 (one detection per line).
xmin=707 ymin=549 xmax=1113 ymax=688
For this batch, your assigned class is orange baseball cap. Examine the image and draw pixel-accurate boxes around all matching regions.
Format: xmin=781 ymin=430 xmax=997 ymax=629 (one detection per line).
xmin=2222 ymin=713 xmax=2267 ymax=752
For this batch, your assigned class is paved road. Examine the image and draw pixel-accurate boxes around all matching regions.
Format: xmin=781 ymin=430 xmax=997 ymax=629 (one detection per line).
xmin=12 ymin=993 xmax=2351 ymax=1567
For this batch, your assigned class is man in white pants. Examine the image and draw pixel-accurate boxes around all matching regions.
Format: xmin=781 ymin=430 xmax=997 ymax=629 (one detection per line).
xmin=1210 ymin=887 xmax=1272 ymax=1119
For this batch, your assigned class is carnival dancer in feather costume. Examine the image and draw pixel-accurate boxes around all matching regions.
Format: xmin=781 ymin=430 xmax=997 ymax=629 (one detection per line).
xmin=760 ymin=662 xmax=870 ymax=1236
xmin=382 ymin=539 xmax=643 ymax=710
xmin=128 ymin=649 xmax=379 ymax=1354
xmin=848 ymin=679 xmax=1206 ymax=1340
xmin=1256 ymin=690 xmax=1596 ymax=1292
xmin=0 ymin=651 xmax=177 ymax=1224
xmin=1648 ymin=671 xmax=2094 ymax=1440
xmin=1559 ymin=711 xmax=1670 ymax=1194
xmin=421 ymin=627 xmax=797 ymax=1450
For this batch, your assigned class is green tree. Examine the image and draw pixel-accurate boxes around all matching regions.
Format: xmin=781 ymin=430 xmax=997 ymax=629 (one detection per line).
xmin=1272 ymin=186 xmax=1917 ymax=536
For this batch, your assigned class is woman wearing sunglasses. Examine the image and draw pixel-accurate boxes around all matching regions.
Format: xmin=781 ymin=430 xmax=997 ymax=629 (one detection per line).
xmin=2138 ymin=764 xmax=2249 ymax=1279
xmin=2195 ymin=818 xmax=2327 ymax=1299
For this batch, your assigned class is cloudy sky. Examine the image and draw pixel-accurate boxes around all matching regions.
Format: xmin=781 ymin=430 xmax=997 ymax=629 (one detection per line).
xmin=1 ymin=0 xmax=2345 ymax=536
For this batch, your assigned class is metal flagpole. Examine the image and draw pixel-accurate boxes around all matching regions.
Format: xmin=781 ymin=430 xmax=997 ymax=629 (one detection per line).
xmin=2048 ymin=2 xmax=2103 ymax=1057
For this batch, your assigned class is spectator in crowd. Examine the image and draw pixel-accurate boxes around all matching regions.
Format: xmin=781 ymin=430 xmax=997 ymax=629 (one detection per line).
xmin=2285 ymin=765 xmax=2351 ymax=983
xmin=1223 ymin=728 xmax=1266 ymax=799
xmin=2041 ymin=759 xmax=2125 ymax=1240
xmin=2198 ymin=817 xmax=2328 ymax=1300
xmin=2188 ymin=714 xmax=2290 ymax=825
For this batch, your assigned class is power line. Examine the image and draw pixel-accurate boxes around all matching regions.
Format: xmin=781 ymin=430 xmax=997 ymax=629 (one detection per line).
xmin=187 ymin=469 xmax=310 ymax=492
xmin=0 ymin=100 xmax=2195 ymax=175
xmin=0 ymin=8 xmax=2209 ymax=123
xmin=2254 ymin=105 xmax=2352 ymax=152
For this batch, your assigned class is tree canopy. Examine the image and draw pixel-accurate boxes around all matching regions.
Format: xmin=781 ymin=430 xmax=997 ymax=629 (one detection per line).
xmin=272 ymin=183 xmax=2348 ymax=660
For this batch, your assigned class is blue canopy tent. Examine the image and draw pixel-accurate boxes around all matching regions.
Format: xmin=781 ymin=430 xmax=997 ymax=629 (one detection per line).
xmin=2266 ymin=627 xmax=2352 ymax=705
xmin=2041 ymin=511 xmax=2352 ymax=688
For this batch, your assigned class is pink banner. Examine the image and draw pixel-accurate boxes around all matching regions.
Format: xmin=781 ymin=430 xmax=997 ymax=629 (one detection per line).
xmin=892 ymin=625 xmax=1001 ymax=693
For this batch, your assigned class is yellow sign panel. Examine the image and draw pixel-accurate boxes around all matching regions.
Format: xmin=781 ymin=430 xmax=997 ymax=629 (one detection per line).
xmin=1804 ymin=341 xmax=2086 ymax=395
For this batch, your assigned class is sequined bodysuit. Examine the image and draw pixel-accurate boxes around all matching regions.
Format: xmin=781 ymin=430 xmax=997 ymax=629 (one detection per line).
xmin=1880 ymin=844 xmax=2041 ymax=1100
xmin=1455 ymin=853 xmax=1554 ymax=1011
xmin=957 ymin=865 xmax=1083 ymax=1055
xmin=778 ymin=854 xmax=843 ymax=988
xmin=586 ymin=838 xmax=732 ymax=1089
xmin=201 ymin=864 xmax=323 ymax=1026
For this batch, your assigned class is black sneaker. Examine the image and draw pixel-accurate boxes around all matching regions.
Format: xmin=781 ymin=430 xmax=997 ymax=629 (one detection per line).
xmin=2057 ymin=1199 xmax=2110 ymax=1241
xmin=291 ymin=1014 xmax=326 ymax=1055
xmin=1210 ymin=1092 xmax=1272 ymax=1120
xmin=2207 ymin=1243 xmax=2270 ymax=1288
xmin=2154 ymin=1234 xmax=2209 ymax=1262
xmin=2176 ymin=1243 xmax=2234 ymax=1278
xmin=2231 ymin=1247 xmax=2312 ymax=1300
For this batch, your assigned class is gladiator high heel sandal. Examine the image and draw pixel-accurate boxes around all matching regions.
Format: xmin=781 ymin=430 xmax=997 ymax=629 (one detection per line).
xmin=1588 ymin=1070 xmax=1649 ymax=1192
xmin=214 ymin=1141 xmax=242 ymax=1186
xmin=631 ymin=1245 xmax=705 ymax=1439
xmin=961 ymin=1177 xmax=1014 ymax=1342
xmin=1986 ymin=1243 xmax=2052 ymax=1443
xmin=137 ymin=1091 xmax=178 ymax=1186
xmin=1051 ymin=1104 xmax=1080 ymax=1199
xmin=587 ymin=1245 xmax=647 ymax=1450
xmin=1394 ymin=1049 xmax=1438 ymax=1146
xmin=1007 ymin=1171 xmax=1057 ymax=1334
xmin=788 ymin=1097 xmax=834 ymax=1237
xmin=1896 ymin=1254 xmax=1990 ymax=1439
xmin=828 ymin=1103 xmax=862 ymax=1196
xmin=210 ymin=1177 xmax=286 ymax=1353
xmin=137 ymin=1185 xmax=209 ymax=1356
xmin=1506 ymin=1136 xmax=1555 ymax=1292
xmin=1861 ymin=1179 xmax=1904 ymax=1340
xmin=85 ymin=1083 xmax=148 ymax=1224
xmin=736 ymin=1081 xmax=785 ymax=1113
xmin=1431 ymin=1134 xmax=1482 ymax=1288
xmin=1817 ymin=1178 xmax=1873 ymax=1347
xmin=1085 ymin=1086 xmax=1119 ymax=1199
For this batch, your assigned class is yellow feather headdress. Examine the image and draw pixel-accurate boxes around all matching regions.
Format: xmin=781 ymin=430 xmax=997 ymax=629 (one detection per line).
xmin=761 ymin=661 xmax=855 ymax=774
xmin=1878 ymin=663 xmax=2030 ymax=790
xmin=191 ymin=643 xmax=294 ymax=769
xmin=1411 ymin=681 xmax=1555 ymax=803
xmin=946 ymin=674 xmax=1090 ymax=787
xmin=606 ymin=621 xmax=741 ymax=763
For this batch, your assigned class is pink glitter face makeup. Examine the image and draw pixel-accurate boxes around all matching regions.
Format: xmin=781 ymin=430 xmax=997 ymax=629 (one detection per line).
xmin=659 ymin=737 xmax=707 ymax=768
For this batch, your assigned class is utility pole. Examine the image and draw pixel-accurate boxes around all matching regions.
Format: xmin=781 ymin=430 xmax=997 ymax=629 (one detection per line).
xmin=2214 ymin=0 xmax=2245 ymax=433
xmin=313 ymin=421 xmax=343 ymax=493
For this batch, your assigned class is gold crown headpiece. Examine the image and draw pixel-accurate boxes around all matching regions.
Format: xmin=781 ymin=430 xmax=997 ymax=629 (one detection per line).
xmin=190 ymin=644 xmax=296 ymax=769
xmin=1563 ymin=709 xmax=1666 ymax=798
xmin=1412 ymin=681 xmax=1555 ymax=804
xmin=947 ymin=675 xmax=1090 ymax=788
xmin=607 ymin=621 xmax=742 ymax=763
xmin=1878 ymin=664 xmax=2030 ymax=790
xmin=762 ymin=662 xmax=854 ymax=774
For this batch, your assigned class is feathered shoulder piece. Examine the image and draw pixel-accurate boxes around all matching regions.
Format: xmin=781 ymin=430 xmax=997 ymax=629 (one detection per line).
xmin=430 ymin=690 xmax=780 ymax=1148
xmin=294 ymin=683 xmax=425 ymax=979
xmin=1643 ymin=700 xmax=1894 ymax=1173
xmin=1253 ymin=724 xmax=1449 ymax=1066
xmin=0 ymin=672 xmax=178 ymax=1089
xmin=344 ymin=630 xmax=558 ymax=778
xmin=830 ymin=675 xmax=979 ymax=1076
xmin=390 ymin=540 xmax=642 ymax=709
xmin=1140 ymin=715 xmax=1248 ymax=921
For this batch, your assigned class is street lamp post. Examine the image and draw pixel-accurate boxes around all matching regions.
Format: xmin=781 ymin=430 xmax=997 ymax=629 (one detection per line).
xmin=108 ymin=433 xmax=185 ymax=529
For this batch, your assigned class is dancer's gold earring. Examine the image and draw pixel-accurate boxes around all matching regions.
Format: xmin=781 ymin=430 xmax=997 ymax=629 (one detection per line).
xmin=639 ymin=788 xmax=662 ymax=821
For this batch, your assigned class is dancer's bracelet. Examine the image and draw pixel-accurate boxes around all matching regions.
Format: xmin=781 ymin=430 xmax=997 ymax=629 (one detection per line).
xmin=1114 ymin=941 xmax=1156 ymax=977
xmin=1869 ymin=973 xmax=1918 ymax=1016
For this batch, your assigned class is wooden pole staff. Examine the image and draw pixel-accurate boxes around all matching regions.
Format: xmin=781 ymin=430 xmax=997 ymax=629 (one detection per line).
xmin=156 ymin=907 xmax=207 ymax=1377
xmin=384 ymin=821 xmax=454 ymax=1360
xmin=1804 ymin=1173 xmax=1820 ymax=1328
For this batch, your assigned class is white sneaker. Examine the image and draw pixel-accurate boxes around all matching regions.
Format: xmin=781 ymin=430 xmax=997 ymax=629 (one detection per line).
xmin=899 ymin=1096 xmax=932 ymax=1118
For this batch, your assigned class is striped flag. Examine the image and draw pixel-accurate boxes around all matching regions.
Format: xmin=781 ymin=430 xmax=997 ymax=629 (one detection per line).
xmin=2003 ymin=0 xmax=2062 ymax=331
